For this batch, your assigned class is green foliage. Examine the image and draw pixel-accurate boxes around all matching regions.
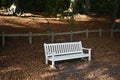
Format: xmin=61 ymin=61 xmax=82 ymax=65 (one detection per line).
xmin=1 ymin=0 xmax=13 ymax=7
xmin=90 ymin=0 xmax=114 ymax=15
xmin=0 ymin=0 xmax=120 ymax=16
xmin=44 ymin=0 xmax=70 ymax=17
xmin=75 ymin=0 xmax=83 ymax=13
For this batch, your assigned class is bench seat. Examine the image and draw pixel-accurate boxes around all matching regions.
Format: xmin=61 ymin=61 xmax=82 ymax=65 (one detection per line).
xmin=48 ymin=53 xmax=89 ymax=61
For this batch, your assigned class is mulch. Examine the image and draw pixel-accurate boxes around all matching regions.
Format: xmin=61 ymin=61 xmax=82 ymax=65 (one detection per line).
xmin=0 ymin=15 xmax=120 ymax=80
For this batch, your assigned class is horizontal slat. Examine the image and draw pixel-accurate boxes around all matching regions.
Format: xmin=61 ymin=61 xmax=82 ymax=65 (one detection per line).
xmin=73 ymin=30 xmax=86 ymax=34
xmin=48 ymin=53 xmax=89 ymax=61
xmin=32 ymin=33 xmax=48 ymax=36
xmin=88 ymin=30 xmax=100 ymax=32
xmin=5 ymin=34 xmax=29 ymax=37
xmin=102 ymin=30 xmax=110 ymax=32
xmin=0 ymin=29 xmax=120 ymax=37
xmin=50 ymin=51 xmax=83 ymax=56
xmin=46 ymin=42 xmax=81 ymax=45
xmin=114 ymin=29 xmax=120 ymax=32
xmin=55 ymin=32 xmax=70 ymax=35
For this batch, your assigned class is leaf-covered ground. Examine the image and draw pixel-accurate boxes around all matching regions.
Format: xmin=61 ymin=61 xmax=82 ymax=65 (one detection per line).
xmin=0 ymin=15 xmax=120 ymax=80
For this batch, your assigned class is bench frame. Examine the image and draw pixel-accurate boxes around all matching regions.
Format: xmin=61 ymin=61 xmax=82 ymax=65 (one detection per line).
xmin=44 ymin=41 xmax=91 ymax=68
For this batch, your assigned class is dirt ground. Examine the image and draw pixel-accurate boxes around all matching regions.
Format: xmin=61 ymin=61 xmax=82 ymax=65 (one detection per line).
xmin=0 ymin=14 xmax=120 ymax=80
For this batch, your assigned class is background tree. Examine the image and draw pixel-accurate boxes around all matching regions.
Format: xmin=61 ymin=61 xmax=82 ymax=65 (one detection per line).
xmin=0 ymin=0 xmax=1 ymax=7
xmin=111 ymin=0 xmax=119 ymax=29
xmin=0 ymin=0 xmax=120 ymax=18
xmin=67 ymin=0 xmax=75 ymax=13
xmin=82 ymin=0 xmax=90 ymax=14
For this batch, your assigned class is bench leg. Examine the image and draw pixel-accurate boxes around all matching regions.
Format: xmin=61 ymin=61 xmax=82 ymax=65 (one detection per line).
xmin=50 ymin=61 xmax=55 ymax=69
xmin=45 ymin=59 xmax=48 ymax=65
xmin=88 ymin=56 xmax=91 ymax=61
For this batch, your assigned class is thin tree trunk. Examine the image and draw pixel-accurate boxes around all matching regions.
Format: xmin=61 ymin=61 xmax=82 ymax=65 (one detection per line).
xmin=83 ymin=0 xmax=90 ymax=14
xmin=8 ymin=0 xmax=19 ymax=15
xmin=14 ymin=0 xmax=19 ymax=13
xmin=85 ymin=0 xmax=90 ymax=14
xmin=68 ymin=0 xmax=75 ymax=13
xmin=111 ymin=0 xmax=119 ymax=29
xmin=0 ymin=0 xmax=1 ymax=7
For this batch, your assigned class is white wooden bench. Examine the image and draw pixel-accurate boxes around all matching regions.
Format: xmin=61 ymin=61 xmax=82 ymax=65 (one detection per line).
xmin=44 ymin=41 xmax=91 ymax=68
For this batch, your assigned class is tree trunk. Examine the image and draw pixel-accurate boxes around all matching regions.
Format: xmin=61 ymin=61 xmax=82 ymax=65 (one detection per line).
xmin=0 ymin=0 xmax=1 ymax=7
xmin=8 ymin=0 xmax=19 ymax=15
xmin=85 ymin=0 xmax=90 ymax=14
xmin=111 ymin=0 xmax=119 ymax=29
xmin=83 ymin=0 xmax=90 ymax=14
xmin=14 ymin=0 xmax=19 ymax=13
xmin=68 ymin=0 xmax=75 ymax=13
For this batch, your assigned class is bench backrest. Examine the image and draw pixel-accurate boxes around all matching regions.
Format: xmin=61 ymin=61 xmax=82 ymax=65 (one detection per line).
xmin=44 ymin=41 xmax=83 ymax=57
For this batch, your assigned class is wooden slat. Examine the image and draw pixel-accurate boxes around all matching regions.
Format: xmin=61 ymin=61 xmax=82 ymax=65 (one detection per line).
xmin=1 ymin=29 xmax=120 ymax=37
xmin=5 ymin=34 xmax=29 ymax=37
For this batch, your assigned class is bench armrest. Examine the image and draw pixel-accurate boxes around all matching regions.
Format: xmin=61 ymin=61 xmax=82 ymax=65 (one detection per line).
xmin=46 ymin=51 xmax=56 ymax=60
xmin=82 ymin=47 xmax=91 ymax=55
xmin=82 ymin=47 xmax=91 ymax=50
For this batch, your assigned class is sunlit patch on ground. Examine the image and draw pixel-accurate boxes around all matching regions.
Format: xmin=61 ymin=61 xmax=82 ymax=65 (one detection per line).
xmin=116 ymin=19 xmax=120 ymax=23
